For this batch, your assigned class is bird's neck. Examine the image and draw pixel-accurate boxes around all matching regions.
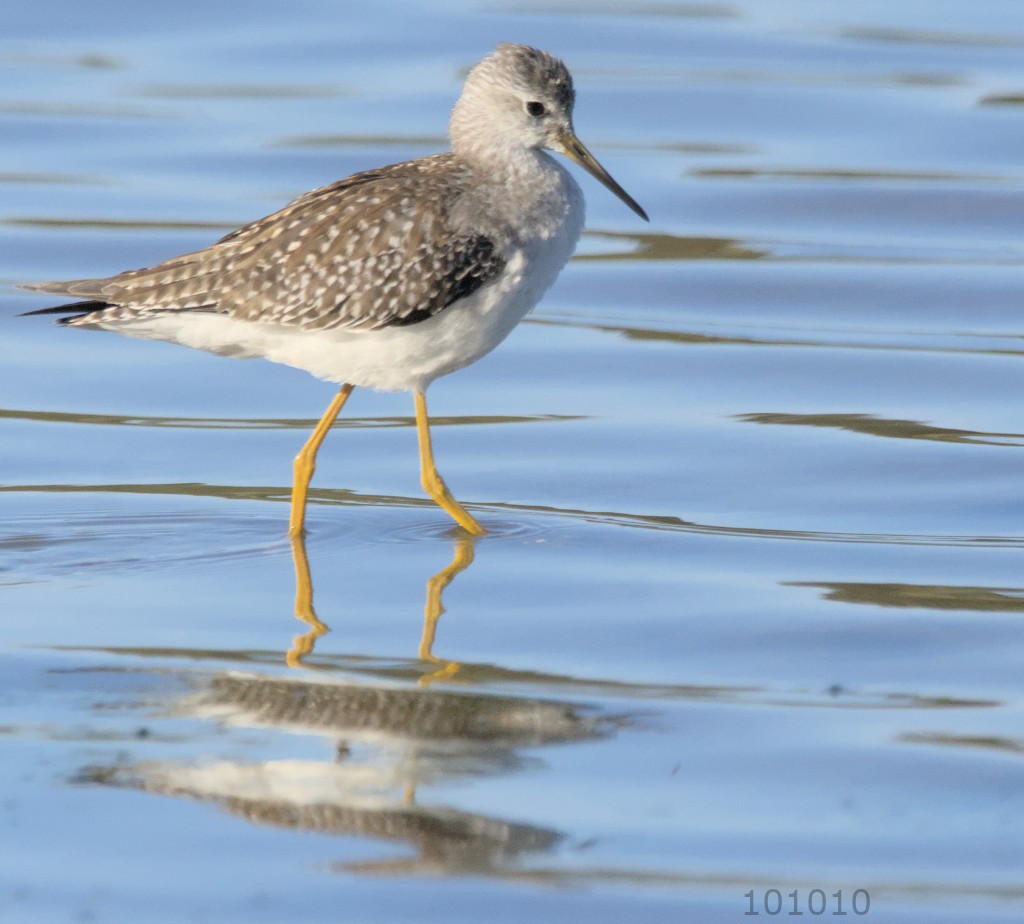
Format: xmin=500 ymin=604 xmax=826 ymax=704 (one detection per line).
xmin=450 ymin=134 xmax=540 ymax=177
xmin=449 ymin=149 xmax=579 ymax=250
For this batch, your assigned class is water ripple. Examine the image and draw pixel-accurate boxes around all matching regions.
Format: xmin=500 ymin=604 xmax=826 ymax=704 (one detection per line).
xmin=738 ymin=412 xmax=1024 ymax=447
xmin=4 ymin=484 xmax=1023 ymax=550
xmin=0 ymin=407 xmax=584 ymax=431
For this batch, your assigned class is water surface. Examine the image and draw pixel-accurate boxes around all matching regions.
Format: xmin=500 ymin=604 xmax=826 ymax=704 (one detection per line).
xmin=2 ymin=1 xmax=1023 ymax=922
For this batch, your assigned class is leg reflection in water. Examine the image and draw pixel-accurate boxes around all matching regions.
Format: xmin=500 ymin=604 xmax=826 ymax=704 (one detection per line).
xmin=287 ymin=533 xmax=330 ymax=668
xmin=287 ymin=533 xmax=477 ymax=679
xmin=417 ymin=538 xmax=475 ymax=684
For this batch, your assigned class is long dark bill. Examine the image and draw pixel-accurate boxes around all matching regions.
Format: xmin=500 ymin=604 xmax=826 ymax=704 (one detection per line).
xmin=558 ymin=131 xmax=649 ymax=222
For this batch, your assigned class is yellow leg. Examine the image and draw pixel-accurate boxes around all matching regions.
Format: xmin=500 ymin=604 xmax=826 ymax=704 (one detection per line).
xmin=414 ymin=390 xmax=486 ymax=536
xmin=289 ymin=384 xmax=354 ymax=538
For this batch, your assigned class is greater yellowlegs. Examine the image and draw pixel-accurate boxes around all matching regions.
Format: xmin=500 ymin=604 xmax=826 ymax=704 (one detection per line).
xmin=24 ymin=43 xmax=648 ymax=536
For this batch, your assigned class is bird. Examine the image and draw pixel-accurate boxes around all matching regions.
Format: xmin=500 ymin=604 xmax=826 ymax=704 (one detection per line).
xmin=22 ymin=43 xmax=648 ymax=537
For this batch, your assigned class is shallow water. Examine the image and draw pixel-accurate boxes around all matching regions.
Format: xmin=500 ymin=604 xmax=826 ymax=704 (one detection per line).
xmin=2 ymin=1 xmax=1023 ymax=922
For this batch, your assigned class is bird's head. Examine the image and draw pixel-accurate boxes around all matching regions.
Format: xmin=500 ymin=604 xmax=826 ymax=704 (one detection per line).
xmin=451 ymin=43 xmax=648 ymax=221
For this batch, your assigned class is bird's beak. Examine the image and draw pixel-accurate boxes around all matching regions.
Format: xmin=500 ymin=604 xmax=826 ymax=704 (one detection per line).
xmin=556 ymin=130 xmax=649 ymax=222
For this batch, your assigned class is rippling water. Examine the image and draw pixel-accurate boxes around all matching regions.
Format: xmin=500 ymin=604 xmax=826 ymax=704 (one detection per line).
xmin=2 ymin=2 xmax=1023 ymax=922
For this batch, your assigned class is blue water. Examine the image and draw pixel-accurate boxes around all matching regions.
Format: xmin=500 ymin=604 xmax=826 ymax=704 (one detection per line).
xmin=2 ymin=1 xmax=1023 ymax=922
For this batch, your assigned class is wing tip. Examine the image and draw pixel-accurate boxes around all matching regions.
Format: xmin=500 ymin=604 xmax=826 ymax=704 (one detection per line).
xmin=20 ymin=299 xmax=111 ymax=325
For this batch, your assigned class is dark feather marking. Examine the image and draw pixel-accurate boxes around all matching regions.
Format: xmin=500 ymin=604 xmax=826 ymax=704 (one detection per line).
xmin=381 ymin=236 xmax=505 ymax=329
xmin=21 ymin=299 xmax=110 ymax=317
xmin=20 ymin=300 xmax=111 ymax=325
xmin=21 ymin=299 xmax=219 ymax=326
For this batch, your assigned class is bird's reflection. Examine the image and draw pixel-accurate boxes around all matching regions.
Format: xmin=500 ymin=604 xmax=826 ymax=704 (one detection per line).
xmin=287 ymin=531 xmax=476 ymax=681
xmin=74 ymin=529 xmax=629 ymax=876
xmin=80 ymin=660 xmax=619 ymax=876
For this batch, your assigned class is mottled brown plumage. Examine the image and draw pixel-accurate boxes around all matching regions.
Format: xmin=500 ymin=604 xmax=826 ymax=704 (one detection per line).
xmin=28 ymin=154 xmax=507 ymax=332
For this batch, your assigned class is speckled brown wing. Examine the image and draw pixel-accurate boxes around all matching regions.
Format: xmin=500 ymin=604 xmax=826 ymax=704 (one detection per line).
xmin=24 ymin=153 xmax=507 ymax=332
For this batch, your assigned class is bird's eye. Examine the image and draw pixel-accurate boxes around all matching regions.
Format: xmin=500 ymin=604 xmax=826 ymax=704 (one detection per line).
xmin=525 ymin=101 xmax=546 ymax=117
